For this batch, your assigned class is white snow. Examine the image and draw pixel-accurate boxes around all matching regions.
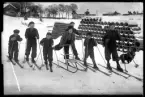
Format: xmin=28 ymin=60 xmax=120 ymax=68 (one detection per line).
xmin=3 ymin=15 xmax=143 ymax=94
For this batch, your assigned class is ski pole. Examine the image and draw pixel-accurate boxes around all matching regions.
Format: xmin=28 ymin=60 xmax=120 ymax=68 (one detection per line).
xmin=70 ymin=44 xmax=79 ymax=69
xmin=121 ymin=40 xmax=128 ymax=72
xmin=54 ymin=49 xmax=60 ymax=68
xmin=36 ymin=50 xmax=41 ymax=62
xmin=63 ymin=46 xmax=69 ymax=70
xmin=23 ymin=39 xmax=27 ymax=63
xmin=122 ymin=48 xmax=128 ymax=72
xmin=128 ymin=51 xmax=139 ymax=68
xmin=18 ymin=41 xmax=21 ymax=59
xmin=133 ymin=59 xmax=139 ymax=68
xmin=81 ymin=33 xmax=85 ymax=60
xmin=38 ymin=39 xmax=44 ymax=66
xmin=9 ymin=41 xmax=14 ymax=60
xmin=94 ymin=40 xmax=107 ymax=65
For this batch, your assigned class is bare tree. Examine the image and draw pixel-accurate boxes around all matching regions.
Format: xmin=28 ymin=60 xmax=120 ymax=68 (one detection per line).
xmin=37 ymin=4 xmax=43 ymax=16
xmin=133 ymin=11 xmax=136 ymax=14
xmin=70 ymin=4 xmax=78 ymax=13
xmin=65 ymin=5 xmax=72 ymax=19
xmin=58 ymin=5 xmax=61 ymax=18
xmin=70 ymin=4 xmax=78 ymax=19
xmin=59 ymin=4 xmax=65 ymax=18
xmin=51 ymin=4 xmax=58 ymax=18
xmin=45 ymin=5 xmax=52 ymax=18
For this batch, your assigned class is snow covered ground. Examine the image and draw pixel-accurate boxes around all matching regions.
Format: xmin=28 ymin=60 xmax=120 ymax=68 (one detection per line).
xmin=2 ymin=15 xmax=143 ymax=95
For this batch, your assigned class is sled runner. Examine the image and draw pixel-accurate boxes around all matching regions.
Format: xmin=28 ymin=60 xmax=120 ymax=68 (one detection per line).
xmin=54 ymin=50 xmax=88 ymax=73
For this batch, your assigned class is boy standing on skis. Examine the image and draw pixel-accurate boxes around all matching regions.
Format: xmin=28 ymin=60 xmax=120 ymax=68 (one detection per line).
xmin=102 ymin=23 xmax=123 ymax=72
xmin=40 ymin=32 xmax=54 ymax=72
xmin=84 ymin=32 xmax=99 ymax=69
xmin=25 ymin=21 xmax=39 ymax=63
xmin=8 ymin=29 xmax=22 ymax=62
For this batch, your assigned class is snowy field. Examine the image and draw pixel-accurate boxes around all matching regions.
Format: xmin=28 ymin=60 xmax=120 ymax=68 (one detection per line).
xmin=2 ymin=15 xmax=143 ymax=95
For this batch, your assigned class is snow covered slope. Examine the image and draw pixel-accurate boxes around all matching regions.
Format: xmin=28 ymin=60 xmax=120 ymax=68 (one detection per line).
xmin=3 ymin=15 xmax=143 ymax=94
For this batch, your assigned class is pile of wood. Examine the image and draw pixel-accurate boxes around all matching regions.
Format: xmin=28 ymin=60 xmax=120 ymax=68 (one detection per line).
xmin=77 ymin=17 xmax=142 ymax=52
xmin=52 ymin=22 xmax=69 ymax=39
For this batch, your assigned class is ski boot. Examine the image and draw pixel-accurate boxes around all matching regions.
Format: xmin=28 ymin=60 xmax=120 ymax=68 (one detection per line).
xmin=107 ymin=63 xmax=112 ymax=71
xmin=65 ymin=60 xmax=70 ymax=66
xmin=117 ymin=65 xmax=123 ymax=72
xmin=45 ymin=61 xmax=49 ymax=70
xmin=31 ymin=58 xmax=36 ymax=63
xmin=26 ymin=56 xmax=29 ymax=61
xmin=49 ymin=62 xmax=53 ymax=72
xmin=75 ymin=56 xmax=80 ymax=60
xmin=50 ymin=68 xmax=53 ymax=72
xmin=14 ymin=58 xmax=19 ymax=62
xmin=84 ymin=62 xmax=88 ymax=67
xmin=116 ymin=61 xmax=123 ymax=72
xmin=93 ymin=65 xmax=99 ymax=70
xmin=49 ymin=65 xmax=53 ymax=72
xmin=8 ymin=56 xmax=12 ymax=61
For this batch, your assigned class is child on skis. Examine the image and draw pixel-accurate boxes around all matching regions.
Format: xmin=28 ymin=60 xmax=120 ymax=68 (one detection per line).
xmin=53 ymin=25 xmax=80 ymax=60
xmin=102 ymin=23 xmax=124 ymax=72
xmin=40 ymin=32 xmax=54 ymax=72
xmin=8 ymin=29 xmax=22 ymax=62
xmin=25 ymin=21 xmax=39 ymax=63
xmin=84 ymin=32 xmax=99 ymax=69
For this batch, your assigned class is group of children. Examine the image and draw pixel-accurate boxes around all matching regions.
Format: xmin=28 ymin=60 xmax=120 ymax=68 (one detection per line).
xmin=8 ymin=21 xmax=136 ymax=72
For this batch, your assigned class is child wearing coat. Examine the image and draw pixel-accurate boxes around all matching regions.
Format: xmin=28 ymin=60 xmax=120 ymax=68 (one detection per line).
xmin=40 ymin=32 xmax=54 ymax=72
xmin=84 ymin=32 xmax=99 ymax=69
xmin=8 ymin=29 xmax=22 ymax=62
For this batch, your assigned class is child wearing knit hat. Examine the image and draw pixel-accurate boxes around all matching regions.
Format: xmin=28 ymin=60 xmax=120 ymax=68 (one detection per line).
xmin=8 ymin=29 xmax=23 ymax=62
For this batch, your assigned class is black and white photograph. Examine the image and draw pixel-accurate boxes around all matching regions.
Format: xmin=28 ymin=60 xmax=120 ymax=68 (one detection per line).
xmin=2 ymin=2 xmax=143 ymax=95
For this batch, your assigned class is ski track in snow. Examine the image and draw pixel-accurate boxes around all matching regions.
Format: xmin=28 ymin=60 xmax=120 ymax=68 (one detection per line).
xmin=3 ymin=15 xmax=143 ymax=95
xmin=10 ymin=62 xmax=21 ymax=92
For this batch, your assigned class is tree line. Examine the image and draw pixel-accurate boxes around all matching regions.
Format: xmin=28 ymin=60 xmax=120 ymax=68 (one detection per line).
xmin=7 ymin=2 xmax=78 ymax=19
xmin=127 ymin=11 xmax=143 ymax=15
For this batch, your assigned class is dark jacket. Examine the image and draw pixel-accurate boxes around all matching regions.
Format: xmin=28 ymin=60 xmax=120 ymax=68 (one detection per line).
xmin=9 ymin=34 xmax=22 ymax=47
xmin=59 ymin=32 xmax=75 ymax=46
xmin=25 ymin=28 xmax=39 ymax=40
xmin=40 ymin=38 xmax=54 ymax=51
xmin=84 ymin=38 xmax=97 ymax=51
xmin=59 ymin=27 xmax=80 ymax=46
xmin=102 ymin=30 xmax=121 ymax=49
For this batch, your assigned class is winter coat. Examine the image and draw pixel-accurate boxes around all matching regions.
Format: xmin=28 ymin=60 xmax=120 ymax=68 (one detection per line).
xmin=25 ymin=28 xmax=39 ymax=40
xmin=84 ymin=38 xmax=97 ymax=52
xmin=59 ymin=27 xmax=80 ymax=46
xmin=40 ymin=38 xmax=54 ymax=51
xmin=102 ymin=30 xmax=121 ymax=50
xmin=8 ymin=34 xmax=22 ymax=47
